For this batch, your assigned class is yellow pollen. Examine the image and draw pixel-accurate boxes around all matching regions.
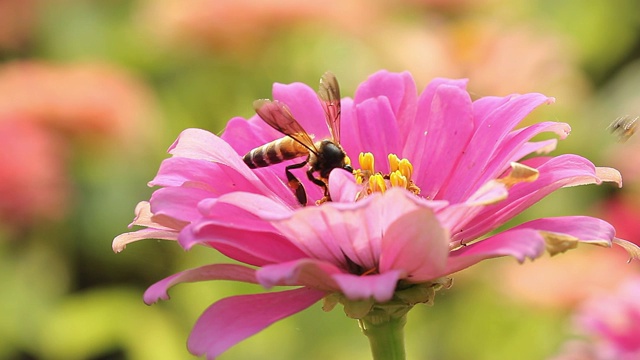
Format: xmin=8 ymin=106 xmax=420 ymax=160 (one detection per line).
xmin=368 ymin=174 xmax=387 ymax=193
xmin=497 ymin=162 xmax=539 ymax=188
xmin=359 ymin=152 xmax=375 ymax=173
xmin=353 ymin=152 xmax=421 ymax=199
xmin=344 ymin=155 xmax=352 ymax=167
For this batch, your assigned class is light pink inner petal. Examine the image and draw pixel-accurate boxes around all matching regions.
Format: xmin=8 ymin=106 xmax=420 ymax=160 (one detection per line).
xmin=379 ymin=207 xmax=449 ymax=282
xmin=407 ymin=84 xmax=474 ymax=199
xmin=443 ymin=228 xmax=546 ymax=276
xmin=439 ymin=93 xmax=554 ymax=203
xmin=328 ymin=169 xmax=360 ymax=203
xmin=272 ymin=82 xmax=329 ymax=139
xmin=272 ymin=199 xmax=381 ymax=270
xmin=456 ymin=154 xmax=608 ymax=242
xmin=256 ymin=258 xmax=342 ymax=292
xmin=353 ymin=70 xmax=417 ymax=144
xmin=188 ymin=288 xmax=325 ymax=360
xmin=354 ymin=96 xmax=402 ymax=173
xmin=511 ymin=216 xmax=616 ymax=244
xmin=143 ymin=264 xmax=258 ymax=305
xmin=182 ymin=223 xmax=307 ymax=266
xmin=332 ymin=270 xmax=404 ymax=302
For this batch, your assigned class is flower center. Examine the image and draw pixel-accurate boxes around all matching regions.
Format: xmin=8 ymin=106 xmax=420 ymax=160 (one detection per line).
xmin=353 ymin=152 xmax=421 ymax=198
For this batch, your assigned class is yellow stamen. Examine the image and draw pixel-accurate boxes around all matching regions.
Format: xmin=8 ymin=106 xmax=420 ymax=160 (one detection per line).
xmin=390 ymin=171 xmax=408 ymax=188
xmin=388 ymin=154 xmax=400 ymax=173
xmin=359 ymin=152 xmax=375 ymax=174
xmin=368 ymin=174 xmax=386 ymax=193
xmin=398 ymin=158 xmax=413 ymax=180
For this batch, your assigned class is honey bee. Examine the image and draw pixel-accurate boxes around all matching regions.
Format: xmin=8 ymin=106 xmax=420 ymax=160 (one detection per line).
xmin=609 ymin=115 xmax=639 ymax=142
xmin=243 ymin=72 xmax=353 ymax=206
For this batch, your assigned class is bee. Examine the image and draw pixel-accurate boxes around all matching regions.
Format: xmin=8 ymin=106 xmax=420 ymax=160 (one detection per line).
xmin=243 ymin=71 xmax=353 ymax=206
xmin=609 ymin=115 xmax=639 ymax=142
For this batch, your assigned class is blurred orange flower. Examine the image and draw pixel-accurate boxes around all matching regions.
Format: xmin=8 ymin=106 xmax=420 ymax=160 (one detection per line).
xmin=138 ymin=0 xmax=380 ymax=53
xmin=0 ymin=61 xmax=156 ymax=146
xmin=0 ymin=0 xmax=38 ymax=51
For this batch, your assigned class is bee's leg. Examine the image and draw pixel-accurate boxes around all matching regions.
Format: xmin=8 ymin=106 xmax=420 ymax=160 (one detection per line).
xmin=306 ymin=168 xmax=329 ymax=201
xmin=286 ymin=160 xmax=309 ymax=206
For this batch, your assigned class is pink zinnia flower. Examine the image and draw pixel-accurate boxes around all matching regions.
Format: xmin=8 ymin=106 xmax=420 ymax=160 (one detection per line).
xmin=114 ymin=71 xmax=638 ymax=359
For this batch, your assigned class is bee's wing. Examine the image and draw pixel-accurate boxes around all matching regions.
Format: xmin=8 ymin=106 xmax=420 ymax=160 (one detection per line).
xmin=317 ymin=71 xmax=341 ymax=144
xmin=253 ymin=99 xmax=318 ymax=154
xmin=609 ymin=115 xmax=639 ymax=143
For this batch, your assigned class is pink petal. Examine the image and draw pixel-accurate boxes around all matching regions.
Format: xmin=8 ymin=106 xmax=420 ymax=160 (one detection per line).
xmin=221 ymin=116 xmax=278 ymax=156
xmin=456 ymin=154 xmax=613 ymax=242
xmin=200 ymin=191 xmax=294 ymax=221
xmin=443 ymin=228 xmax=546 ymax=276
xmin=469 ymin=122 xmax=571 ymax=194
xmin=182 ymin=222 xmax=307 ymax=266
xmin=272 ymin=82 xmax=329 ymax=139
xmin=339 ymin=97 xmax=363 ymax=160
xmin=150 ymin=185 xmax=212 ymax=223
xmin=511 ymin=216 xmax=616 ymax=245
xmin=150 ymin=157 xmax=264 ymax=196
xmin=379 ymin=207 xmax=449 ymax=282
xmin=143 ymin=264 xmax=258 ymax=305
xmin=333 ymin=270 xmax=404 ymax=302
xmin=440 ymin=93 xmax=554 ymax=203
xmin=166 ymin=128 xmax=276 ymax=196
xmin=256 ymin=259 xmax=342 ymax=292
xmin=403 ymin=78 xmax=468 ymax=162
xmin=353 ymin=70 xmax=417 ymax=144
xmin=407 ymin=83 xmax=474 ymax=199
xmin=188 ymin=288 xmax=325 ymax=360
xmin=354 ymin=96 xmax=402 ymax=172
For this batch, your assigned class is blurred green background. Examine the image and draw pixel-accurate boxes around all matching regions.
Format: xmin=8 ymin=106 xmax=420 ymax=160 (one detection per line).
xmin=1 ymin=0 xmax=640 ymax=359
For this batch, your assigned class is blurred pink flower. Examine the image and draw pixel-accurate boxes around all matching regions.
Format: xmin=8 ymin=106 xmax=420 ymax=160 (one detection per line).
xmin=0 ymin=118 xmax=69 ymax=227
xmin=0 ymin=61 xmax=156 ymax=146
xmin=567 ymin=276 xmax=640 ymax=360
xmin=115 ymin=71 xmax=634 ymax=359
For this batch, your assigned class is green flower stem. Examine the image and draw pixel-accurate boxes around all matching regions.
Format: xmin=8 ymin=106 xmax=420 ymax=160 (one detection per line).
xmin=359 ymin=313 xmax=407 ymax=360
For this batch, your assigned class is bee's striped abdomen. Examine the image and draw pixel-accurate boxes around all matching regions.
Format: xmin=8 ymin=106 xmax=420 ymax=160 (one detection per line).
xmin=243 ymin=137 xmax=308 ymax=169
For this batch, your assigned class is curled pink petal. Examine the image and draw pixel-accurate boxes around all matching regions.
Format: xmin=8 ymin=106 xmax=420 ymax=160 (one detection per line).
xmin=444 ymin=228 xmax=546 ymax=276
xmin=188 ymin=288 xmax=325 ymax=360
xmin=256 ymin=259 xmax=342 ymax=292
xmin=144 ymin=264 xmax=258 ymax=305
xmin=112 ymin=228 xmax=177 ymax=253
